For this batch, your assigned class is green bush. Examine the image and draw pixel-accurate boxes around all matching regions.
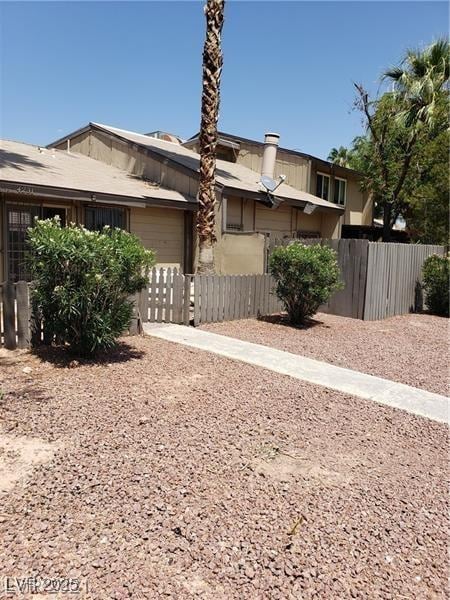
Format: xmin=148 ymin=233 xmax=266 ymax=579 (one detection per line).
xmin=27 ymin=218 xmax=155 ymax=356
xmin=269 ymin=242 xmax=342 ymax=325
xmin=422 ymin=254 xmax=449 ymax=317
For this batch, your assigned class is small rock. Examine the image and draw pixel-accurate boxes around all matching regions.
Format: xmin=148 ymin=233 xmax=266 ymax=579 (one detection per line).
xmin=22 ymin=366 xmax=32 ymax=374
xmin=139 ymin=417 xmax=150 ymax=425
xmin=245 ymin=566 xmax=255 ymax=579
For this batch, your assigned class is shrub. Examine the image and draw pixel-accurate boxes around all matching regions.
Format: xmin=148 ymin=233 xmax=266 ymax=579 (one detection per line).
xmin=269 ymin=242 xmax=342 ymax=325
xmin=422 ymin=254 xmax=449 ymax=317
xmin=27 ymin=218 xmax=155 ymax=356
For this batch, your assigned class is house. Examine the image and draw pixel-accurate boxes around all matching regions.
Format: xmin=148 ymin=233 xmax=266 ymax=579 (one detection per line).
xmin=0 ymin=123 xmax=371 ymax=280
xmin=0 ymin=140 xmax=195 ymax=281
xmin=183 ymin=131 xmax=373 ymax=237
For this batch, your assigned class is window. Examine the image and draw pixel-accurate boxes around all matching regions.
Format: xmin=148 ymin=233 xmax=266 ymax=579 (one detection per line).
xmin=6 ymin=204 xmax=67 ymax=282
xmin=216 ymin=145 xmax=237 ymax=163
xmin=85 ymin=206 xmax=126 ymax=231
xmin=316 ymin=173 xmax=330 ymax=201
xmin=295 ymin=231 xmax=321 ymax=240
xmin=225 ymin=198 xmax=243 ymax=231
xmin=334 ymin=177 xmax=347 ymax=206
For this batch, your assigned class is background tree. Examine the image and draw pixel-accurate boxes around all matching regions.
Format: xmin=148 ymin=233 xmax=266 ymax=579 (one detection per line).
xmin=197 ymin=0 xmax=225 ymax=274
xmin=352 ymin=39 xmax=449 ymax=241
xmin=327 ymin=146 xmax=352 ymax=167
xmin=403 ymin=100 xmax=449 ymax=244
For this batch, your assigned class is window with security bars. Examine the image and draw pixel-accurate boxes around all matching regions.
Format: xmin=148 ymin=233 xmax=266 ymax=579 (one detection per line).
xmin=295 ymin=231 xmax=321 ymax=240
xmin=85 ymin=206 xmax=126 ymax=231
xmin=6 ymin=205 xmax=67 ymax=282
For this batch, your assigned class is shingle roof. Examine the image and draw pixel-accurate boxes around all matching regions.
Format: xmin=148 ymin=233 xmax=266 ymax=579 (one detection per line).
xmin=89 ymin=123 xmax=344 ymax=212
xmin=0 ymin=139 xmax=194 ymax=206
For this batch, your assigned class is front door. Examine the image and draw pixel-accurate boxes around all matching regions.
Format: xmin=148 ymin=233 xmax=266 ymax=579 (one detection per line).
xmin=6 ymin=204 xmax=67 ymax=281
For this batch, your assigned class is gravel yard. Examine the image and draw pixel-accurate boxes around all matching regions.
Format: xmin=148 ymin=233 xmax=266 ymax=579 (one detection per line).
xmin=202 ymin=313 xmax=449 ymax=396
xmin=0 ymin=336 xmax=448 ymax=599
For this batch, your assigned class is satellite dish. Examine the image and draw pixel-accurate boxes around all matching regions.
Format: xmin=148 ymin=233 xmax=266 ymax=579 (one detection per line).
xmin=260 ymin=175 xmax=278 ymax=192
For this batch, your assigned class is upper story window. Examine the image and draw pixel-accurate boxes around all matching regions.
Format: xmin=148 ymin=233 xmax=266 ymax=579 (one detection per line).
xmin=334 ymin=177 xmax=347 ymax=206
xmin=216 ymin=143 xmax=237 ymax=163
xmin=316 ymin=172 xmax=330 ymax=201
xmin=85 ymin=206 xmax=126 ymax=231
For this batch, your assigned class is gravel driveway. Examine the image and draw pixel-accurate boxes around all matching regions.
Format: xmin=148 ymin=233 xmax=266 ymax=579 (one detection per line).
xmin=202 ymin=313 xmax=449 ymax=396
xmin=0 ymin=336 xmax=447 ymax=599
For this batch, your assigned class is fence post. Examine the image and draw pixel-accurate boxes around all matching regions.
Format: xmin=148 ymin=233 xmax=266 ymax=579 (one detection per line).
xmin=149 ymin=267 xmax=157 ymax=322
xmin=194 ymin=276 xmax=201 ymax=326
xmin=129 ymin=293 xmax=141 ymax=335
xmin=183 ymin=275 xmax=191 ymax=326
xmin=16 ymin=281 xmax=30 ymax=349
xmin=139 ymin=279 xmax=149 ymax=323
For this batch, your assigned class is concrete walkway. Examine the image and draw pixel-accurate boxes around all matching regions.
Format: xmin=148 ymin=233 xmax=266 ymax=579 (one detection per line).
xmin=144 ymin=323 xmax=449 ymax=425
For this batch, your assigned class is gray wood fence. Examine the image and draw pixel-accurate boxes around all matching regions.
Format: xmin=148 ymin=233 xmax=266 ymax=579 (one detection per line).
xmin=2 ymin=242 xmax=445 ymax=349
xmin=267 ymin=238 xmax=444 ymax=321
xmin=137 ymin=267 xmax=190 ymax=327
xmin=137 ymin=269 xmax=282 ymax=327
xmin=191 ymin=273 xmax=282 ymax=326
xmin=363 ymin=242 xmax=445 ymax=320
xmin=0 ymin=281 xmax=31 ymax=349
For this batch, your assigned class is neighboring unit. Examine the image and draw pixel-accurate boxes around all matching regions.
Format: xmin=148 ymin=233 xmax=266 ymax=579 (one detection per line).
xmin=184 ymin=131 xmax=373 ymax=237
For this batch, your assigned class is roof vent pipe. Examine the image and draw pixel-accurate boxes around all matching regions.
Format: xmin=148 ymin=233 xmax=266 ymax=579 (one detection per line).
xmin=261 ymin=132 xmax=280 ymax=179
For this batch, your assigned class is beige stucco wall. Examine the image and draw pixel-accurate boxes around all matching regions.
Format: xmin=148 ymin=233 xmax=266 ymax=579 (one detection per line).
xmin=361 ymin=191 xmax=373 ymax=226
xmin=254 ymin=202 xmax=340 ymax=239
xmin=255 ymin=202 xmax=293 ymax=234
xmin=130 ymin=207 xmax=184 ymax=270
xmin=320 ymin=211 xmax=342 ymax=239
xmin=294 ymin=209 xmax=322 ymax=235
xmin=345 ymin=179 xmax=372 ymax=226
xmin=214 ymin=232 xmax=265 ymax=275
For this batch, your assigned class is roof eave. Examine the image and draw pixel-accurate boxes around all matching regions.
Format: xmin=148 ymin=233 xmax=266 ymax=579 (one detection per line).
xmin=0 ymin=180 xmax=197 ymax=211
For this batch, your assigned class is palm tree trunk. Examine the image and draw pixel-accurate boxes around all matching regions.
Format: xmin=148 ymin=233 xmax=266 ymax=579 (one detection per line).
xmin=197 ymin=0 xmax=225 ymax=275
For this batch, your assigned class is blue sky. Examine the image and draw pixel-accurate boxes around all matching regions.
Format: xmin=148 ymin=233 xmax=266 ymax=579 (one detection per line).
xmin=1 ymin=1 xmax=447 ymax=159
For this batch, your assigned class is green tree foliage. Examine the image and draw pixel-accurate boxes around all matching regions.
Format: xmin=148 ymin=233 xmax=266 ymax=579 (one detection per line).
xmin=384 ymin=38 xmax=449 ymax=129
xmin=27 ymin=219 xmax=155 ymax=356
xmin=422 ymin=254 xmax=449 ymax=317
xmin=344 ymin=92 xmax=449 ymax=243
xmin=269 ymin=243 xmax=342 ymax=325
xmin=333 ymin=39 xmax=449 ymax=242
xmin=327 ymin=146 xmax=353 ymax=167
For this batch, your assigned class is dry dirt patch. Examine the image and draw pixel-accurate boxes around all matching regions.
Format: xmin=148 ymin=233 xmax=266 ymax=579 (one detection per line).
xmin=0 ymin=433 xmax=58 ymax=494
xmin=251 ymin=444 xmax=354 ymax=487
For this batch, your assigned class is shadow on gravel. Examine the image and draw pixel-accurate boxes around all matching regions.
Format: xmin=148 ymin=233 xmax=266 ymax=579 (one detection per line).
xmin=257 ymin=313 xmax=327 ymax=330
xmin=32 ymin=340 xmax=145 ymax=369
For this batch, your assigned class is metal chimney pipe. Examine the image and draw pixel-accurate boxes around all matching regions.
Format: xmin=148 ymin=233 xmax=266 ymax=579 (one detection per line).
xmin=261 ymin=132 xmax=280 ymax=179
